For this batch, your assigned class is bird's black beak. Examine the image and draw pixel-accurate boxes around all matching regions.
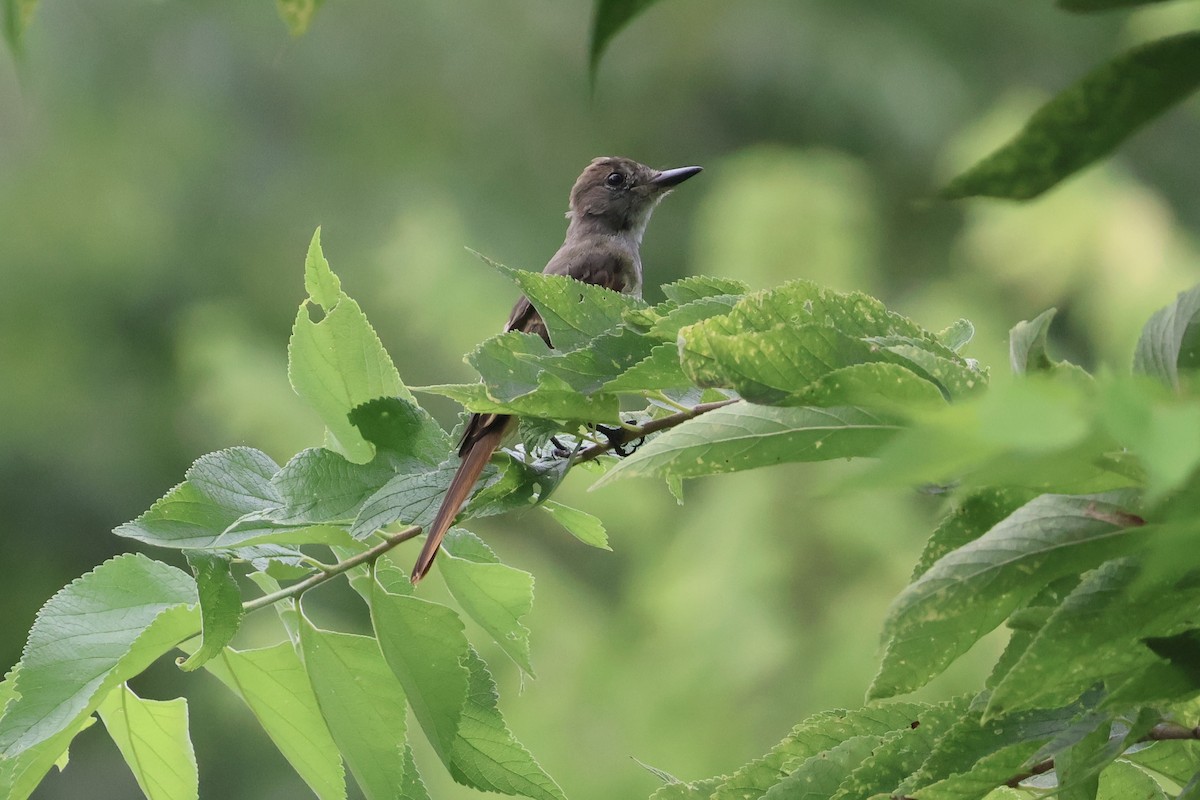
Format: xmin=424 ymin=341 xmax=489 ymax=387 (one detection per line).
xmin=650 ymin=165 xmax=703 ymax=189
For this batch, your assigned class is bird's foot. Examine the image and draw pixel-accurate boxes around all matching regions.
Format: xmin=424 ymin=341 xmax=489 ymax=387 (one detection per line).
xmin=596 ymin=421 xmax=645 ymax=458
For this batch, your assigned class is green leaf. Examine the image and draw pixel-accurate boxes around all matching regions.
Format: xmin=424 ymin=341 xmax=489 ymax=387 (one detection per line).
xmin=440 ymin=530 xmax=536 ymax=675
xmin=276 ymin=0 xmax=324 ymax=35
xmin=540 ymin=501 xmax=610 ymax=549
xmin=449 ymin=648 xmax=566 ymax=800
xmin=660 ymin=275 xmax=749 ymax=305
xmin=0 ymin=554 xmax=198 ymax=758
xmin=419 ymin=376 xmax=619 ymax=423
xmin=594 ymin=404 xmax=900 ymax=486
xmin=289 ymin=231 xmax=409 ymax=464
xmin=1096 ymin=759 xmax=1167 ymax=800
xmin=710 ymin=703 xmax=928 ymax=800
xmin=943 ymin=33 xmax=1200 ymax=199
xmin=589 ymin=0 xmax=661 ymax=75
xmin=602 ymin=343 xmax=691 ymax=393
xmin=349 ymin=396 xmax=452 ymax=467
xmin=268 ymin=446 xmax=397 ymax=526
xmin=96 ymin=684 xmax=198 ymax=800
xmin=1125 ymin=739 xmax=1200 ymax=786
xmin=1134 ymin=284 xmax=1200 ymax=391
xmin=786 ymin=362 xmax=947 ymax=409
xmin=487 ymin=258 xmax=643 ymax=350
xmin=830 ymin=696 xmax=973 ymax=800
xmin=186 ymin=447 xmax=282 ymax=513
xmin=0 ymin=674 xmax=97 ymax=800
xmin=650 ymin=777 xmax=726 ymax=800
xmin=648 ymin=295 xmax=741 ymax=340
xmin=1011 ymin=309 xmax=1059 ymax=375
xmin=298 ymin=620 xmax=430 ymax=800
xmin=870 ymin=492 xmax=1146 ymax=700
xmin=370 ymin=584 xmax=469 ymax=764
xmin=937 ymin=319 xmax=976 ymax=353
xmin=351 ymin=464 xmax=457 ymax=538
xmin=177 ymin=554 xmax=243 ymax=672
xmin=911 ymin=488 xmax=1039 ymax=580
xmin=199 ymin=642 xmax=345 ymax=800
xmin=762 ymin=734 xmax=885 ymax=799
xmin=990 ymin=556 xmax=1200 ymax=718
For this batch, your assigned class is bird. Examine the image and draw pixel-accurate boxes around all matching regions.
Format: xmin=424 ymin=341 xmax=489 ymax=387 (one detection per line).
xmin=410 ymin=156 xmax=703 ymax=584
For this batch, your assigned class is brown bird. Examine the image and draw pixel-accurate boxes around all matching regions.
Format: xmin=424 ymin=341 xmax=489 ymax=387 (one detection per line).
xmin=409 ymin=156 xmax=703 ymax=584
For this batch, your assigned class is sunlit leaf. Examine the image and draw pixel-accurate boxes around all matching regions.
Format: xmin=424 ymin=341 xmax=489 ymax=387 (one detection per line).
xmin=0 ymin=555 xmax=198 ymax=758
xmin=177 ymin=553 xmax=243 ymax=672
xmin=540 ymin=501 xmax=610 ymax=549
xmin=96 ymin=684 xmax=198 ymax=800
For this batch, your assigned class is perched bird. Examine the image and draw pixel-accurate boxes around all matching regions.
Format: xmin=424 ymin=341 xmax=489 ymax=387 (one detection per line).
xmin=410 ymin=156 xmax=703 ymax=583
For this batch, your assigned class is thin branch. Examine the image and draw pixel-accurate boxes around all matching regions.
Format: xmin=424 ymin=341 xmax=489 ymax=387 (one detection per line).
xmin=572 ymin=398 xmax=739 ymax=464
xmin=241 ymin=525 xmax=422 ymax=613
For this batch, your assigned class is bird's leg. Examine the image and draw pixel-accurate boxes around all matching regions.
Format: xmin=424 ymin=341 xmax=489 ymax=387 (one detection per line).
xmin=594 ymin=420 xmax=646 ymax=458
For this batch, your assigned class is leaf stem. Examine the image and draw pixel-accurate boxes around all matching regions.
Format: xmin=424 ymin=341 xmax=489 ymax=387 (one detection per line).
xmin=241 ymin=525 xmax=422 ymax=613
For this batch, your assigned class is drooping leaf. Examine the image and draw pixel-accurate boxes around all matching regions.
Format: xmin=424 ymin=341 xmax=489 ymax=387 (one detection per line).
xmin=440 ymin=530 xmax=536 ymax=676
xmin=177 ymin=553 xmax=243 ymax=672
xmin=0 ymin=674 xmax=97 ymax=800
xmin=96 ymin=684 xmax=198 ymax=800
xmin=943 ymin=33 xmax=1200 ymax=199
xmin=0 ymin=554 xmax=198 ymax=758
xmin=540 ymin=501 xmax=610 ymax=549
xmin=870 ymin=492 xmax=1146 ymax=699
xmin=370 ymin=584 xmax=469 ymax=764
xmin=594 ymin=403 xmax=900 ymax=486
xmin=448 ymin=648 xmax=566 ymax=800
xmin=298 ymin=620 xmax=429 ymax=800
xmin=198 ymin=641 xmax=344 ymax=800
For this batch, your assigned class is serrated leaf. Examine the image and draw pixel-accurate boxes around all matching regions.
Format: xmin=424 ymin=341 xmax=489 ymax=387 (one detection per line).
xmin=660 ymin=275 xmax=749 ymax=305
xmin=370 ymin=584 xmax=469 ymax=764
xmin=199 ymin=642 xmax=344 ymax=800
xmin=540 ymin=501 xmax=610 ymax=549
xmin=603 ymin=343 xmax=691 ymax=393
xmin=763 ymin=734 xmax=885 ymax=799
xmin=178 ymin=554 xmax=243 ymax=672
xmin=594 ymin=404 xmax=900 ymax=487
xmin=449 ymin=647 xmax=566 ymax=800
xmin=349 ymin=396 xmax=453 ymax=468
xmin=268 ymin=446 xmax=397 ymax=526
xmin=0 ymin=674 xmax=96 ymax=800
xmin=1134 ymin=283 xmax=1200 ymax=391
xmin=289 ymin=233 xmax=409 ymax=464
xmin=711 ymin=703 xmax=929 ymax=800
xmin=650 ymin=777 xmax=726 ymax=800
xmin=440 ymin=531 xmax=536 ymax=675
xmin=870 ymin=492 xmax=1146 ymax=700
xmin=937 ymin=319 xmax=976 ymax=352
xmin=1125 ymin=739 xmax=1200 ymax=786
xmin=418 ymin=377 xmax=619 ymax=423
xmin=943 ymin=33 xmax=1200 ymax=199
xmin=787 ymin=362 xmax=947 ymax=409
xmin=487 ymin=258 xmax=643 ymax=350
xmin=649 ymin=295 xmax=741 ymax=340
xmin=96 ymin=684 xmax=198 ymax=800
xmin=0 ymin=554 xmax=198 ymax=758
xmin=185 ymin=447 xmax=282 ymax=514
xmin=989 ymin=559 xmax=1200 ymax=718
xmin=351 ymin=464 xmax=457 ymax=538
xmin=912 ymin=489 xmax=1039 ymax=580
xmin=298 ymin=621 xmax=429 ymax=800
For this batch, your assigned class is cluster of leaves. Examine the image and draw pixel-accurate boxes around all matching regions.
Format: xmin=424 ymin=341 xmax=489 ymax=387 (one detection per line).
xmin=645 ymin=287 xmax=1200 ymax=800
xmin=0 ymin=227 xmax=987 ymax=799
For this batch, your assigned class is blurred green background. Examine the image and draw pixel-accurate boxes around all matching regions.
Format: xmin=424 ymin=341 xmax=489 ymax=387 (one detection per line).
xmin=4 ymin=1 xmax=1200 ymax=797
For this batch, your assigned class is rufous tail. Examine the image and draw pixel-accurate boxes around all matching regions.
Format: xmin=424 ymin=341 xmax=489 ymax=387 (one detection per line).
xmin=410 ymin=421 xmax=508 ymax=584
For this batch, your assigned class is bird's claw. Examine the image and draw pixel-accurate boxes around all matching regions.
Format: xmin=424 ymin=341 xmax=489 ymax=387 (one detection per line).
xmin=596 ymin=421 xmax=645 ymax=458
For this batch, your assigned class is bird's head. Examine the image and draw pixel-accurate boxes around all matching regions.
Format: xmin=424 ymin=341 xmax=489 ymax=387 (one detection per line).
xmin=567 ymin=157 xmax=702 ymax=238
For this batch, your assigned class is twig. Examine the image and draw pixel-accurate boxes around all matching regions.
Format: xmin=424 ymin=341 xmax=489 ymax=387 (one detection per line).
xmin=572 ymin=398 xmax=740 ymax=464
xmin=241 ymin=525 xmax=422 ymax=613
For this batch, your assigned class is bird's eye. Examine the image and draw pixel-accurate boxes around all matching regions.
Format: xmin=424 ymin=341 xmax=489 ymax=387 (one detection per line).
xmin=605 ymin=171 xmax=625 ymax=187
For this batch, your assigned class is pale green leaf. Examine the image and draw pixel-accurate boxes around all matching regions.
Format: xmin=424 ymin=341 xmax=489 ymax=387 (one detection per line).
xmin=540 ymin=501 xmax=610 ymax=549
xmin=0 ymin=554 xmax=198 ymax=758
xmin=370 ymin=584 xmax=469 ymax=764
xmin=298 ymin=621 xmax=430 ymax=800
xmin=659 ymin=275 xmax=749 ymax=305
xmin=96 ymin=684 xmax=198 ymax=800
xmin=200 ymin=642 xmax=345 ymax=800
xmin=594 ymin=403 xmax=899 ymax=487
xmin=441 ymin=531 xmax=536 ymax=675
xmin=1134 ymin=283 xmax=1200 ymax=391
